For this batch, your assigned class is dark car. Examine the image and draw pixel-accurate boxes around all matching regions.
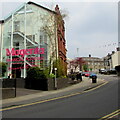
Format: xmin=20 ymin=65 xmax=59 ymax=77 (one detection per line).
xmin=99 ymin=69 xmax=106 ymax=74
xmin=81 ymin=72 xmax=86 ymax=76
xmin=109 ymin=68 xmax=117 ymax=74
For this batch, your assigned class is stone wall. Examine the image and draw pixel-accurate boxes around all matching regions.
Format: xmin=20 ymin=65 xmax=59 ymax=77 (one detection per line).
xmin=56 ymin=78 xmax=69 ymax=89
xmin=47 ymin=78 xmax=55 ymax=90
xmin=2 ymin=88 xmax=15 ymax=99
xmin=16 ymin=78 xmax=25 ymax=88
xmin=47 ymin=78 xmax=69 ymax=90
xmin=2 ymin=78 xmax=15 ymax=88
xmin=2 ymin=78 xmax=16 ymax=99
xmin=2 ymin=77 xmax=70 ymax=99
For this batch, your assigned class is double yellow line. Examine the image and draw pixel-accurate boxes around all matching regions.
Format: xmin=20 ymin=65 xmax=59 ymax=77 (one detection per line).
xmin=0 ymin=81 xmax=108 ymax=112
xmin=0 ymin=92 xmax=83 ymax=112
xmin=98 ymin=109 xmax=120 ymax=120
xmin=84 ymin=81 xmax=108 ymax=93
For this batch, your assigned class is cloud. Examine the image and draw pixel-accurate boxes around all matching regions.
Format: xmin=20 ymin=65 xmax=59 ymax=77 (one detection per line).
xmin=63 ymin=2 xmax=118 ymax=58
xmin=66 ymin=32 xmax=118 ymax=58
xmin=0 ymin=1 xmax=118 ymax=59
xmin=0 ymin=2 xmax=24 ymax=19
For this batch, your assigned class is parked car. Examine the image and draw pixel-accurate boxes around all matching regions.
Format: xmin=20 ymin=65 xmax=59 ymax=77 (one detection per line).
xmin=99 ymin=68 xmax=116 ymax=75
xmin=99 ymin=69 xmax=106 ymax=74
xmin=84 ymin=72 xmax=91 ymax=77
xmin=109 ymin=68 xmax=117 ymax=74
xmin=81 ymin=72 xmax=86 ymax=76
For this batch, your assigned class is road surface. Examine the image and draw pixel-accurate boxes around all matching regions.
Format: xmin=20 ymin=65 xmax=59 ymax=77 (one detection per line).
xmin=2 ymin=75 xmax=119 ymax=119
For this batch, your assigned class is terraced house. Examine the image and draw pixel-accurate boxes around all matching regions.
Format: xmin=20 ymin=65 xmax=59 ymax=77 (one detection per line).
xmin=0 ymin=1 xmax=67 ymax=78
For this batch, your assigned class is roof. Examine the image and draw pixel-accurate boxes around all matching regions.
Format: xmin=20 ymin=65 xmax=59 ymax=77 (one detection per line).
xmin=28 ymin=1 xmax=56 ymax=14
xmin=82 ymin=57 xmax=101 ymax=59
xmin=82 ymin=57 xmax=103 ymax=61
xmin=3 ymin=1 xmax=56 ymax=21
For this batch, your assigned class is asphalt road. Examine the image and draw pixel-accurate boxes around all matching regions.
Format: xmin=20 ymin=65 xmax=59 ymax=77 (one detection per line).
xmin=2 ymin=75 xmax=119 ymax=119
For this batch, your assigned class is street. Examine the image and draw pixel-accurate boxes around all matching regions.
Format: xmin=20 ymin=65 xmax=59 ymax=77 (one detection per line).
xmin=2 ymin=75 xmax=119 ymax=119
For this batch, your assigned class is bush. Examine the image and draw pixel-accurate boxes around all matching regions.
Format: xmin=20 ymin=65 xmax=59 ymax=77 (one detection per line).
xmin=49 ymin=73 xmax=55 ymax=78
xmin=0 ymin=62 xmax=7 ymax=77
xmin=83 ymin=64 xmax=88 ymax=71
xmin=53 ymin=59 xmax=66 ymax=78
xmin=70 ymin=73 xmax=76 ymax=80
xmin=26 ymin=67 xmax=47 ymax=80
xmin=25 ymin=67 xmax=48 ymax=90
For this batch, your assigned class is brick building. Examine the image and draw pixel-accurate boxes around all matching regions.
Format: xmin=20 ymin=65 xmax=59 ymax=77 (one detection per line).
xmin=55 ymin=5 xmax=67 ymax=75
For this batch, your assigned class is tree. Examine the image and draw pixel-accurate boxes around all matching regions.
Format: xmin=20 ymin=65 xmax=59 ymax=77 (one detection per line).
xmin=70 ymin=57 xmax=86 ymax=72
xmin=83 ymin=64 xmax=88 ymax=71
xmin=53 ymin=58 xmax=66 ymax=78
xmin=0 ymin=62 xmax=7 ymax=77
xmin=38 ymin=5 xmax=68 ymax=75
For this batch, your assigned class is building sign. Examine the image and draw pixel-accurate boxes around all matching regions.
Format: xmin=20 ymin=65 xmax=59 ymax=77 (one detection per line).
xmin=6 ymin=47 xmax=44 ymax=57
xmin=6 ymin=47 xmax=45 ymax=70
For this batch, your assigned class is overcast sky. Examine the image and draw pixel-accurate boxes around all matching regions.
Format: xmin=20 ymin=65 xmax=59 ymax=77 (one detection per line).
xmin=0 ymin=0 xmax=119 ymax=59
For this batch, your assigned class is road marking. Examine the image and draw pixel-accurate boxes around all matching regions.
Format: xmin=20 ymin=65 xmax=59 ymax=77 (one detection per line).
xmin=84 ymin=81 xmax=108 ymax=93
xmin=1 ymin=81 xmax=108 ymax=112
xmin=105 ymin=113 xmax=120 ymax=120
xmin=1 ymin=92 xmax=83 ymax=112
xmin=98 ymin=109 xmax=120 ymax=120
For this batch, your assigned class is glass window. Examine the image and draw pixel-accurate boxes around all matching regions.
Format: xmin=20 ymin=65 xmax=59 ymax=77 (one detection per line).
xmin=14 ymin=21 xmax=20 ymax=31
xmin=44 ymin=35 xmax=47 ymax=44
xmin=40 ymin=35 xmax=43 ymax=44
xmin=39 ymin=31 xmax=47 ymax=44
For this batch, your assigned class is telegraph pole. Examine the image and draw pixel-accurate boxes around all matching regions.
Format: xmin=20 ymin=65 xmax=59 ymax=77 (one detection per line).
xmin=77 ymin=48 xmax=79 ymax=57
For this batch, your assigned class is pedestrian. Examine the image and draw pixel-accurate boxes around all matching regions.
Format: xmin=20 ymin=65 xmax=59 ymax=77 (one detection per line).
xmin=71 ymin=73 xmax=76 ymax=80
xmin=78 ymin=72 xmax=82 ymax=81
xmin=76 ymin=72 xmax=79 ymax=80
xmin=76 ymin=72 xmax=82 ymax=81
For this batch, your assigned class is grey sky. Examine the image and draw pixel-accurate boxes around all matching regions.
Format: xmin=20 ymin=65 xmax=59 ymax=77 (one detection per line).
xmin=0 ymin=1 xmax=118 ymax=59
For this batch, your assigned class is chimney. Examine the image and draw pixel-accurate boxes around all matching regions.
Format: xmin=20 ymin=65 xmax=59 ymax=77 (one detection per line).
xmin=55 ymin=5 xmax=60 ymax=14
xmin=89 ymin=54 xmax=91 ymax=57
xmin=112 ymin=51 xmax=115 ymax=54
xmin=116 ymin=47 xmax=120 ymax=51
xmin=107 ymin=53 xmax=111 ymax=56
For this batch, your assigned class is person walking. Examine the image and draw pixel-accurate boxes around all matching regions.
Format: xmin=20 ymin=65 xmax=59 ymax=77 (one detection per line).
xmin=76 ymin=72 xmax=82 ymax=82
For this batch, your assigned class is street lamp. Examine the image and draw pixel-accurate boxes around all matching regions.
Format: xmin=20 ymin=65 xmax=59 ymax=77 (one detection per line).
xmin=54 ymin=67 xmax=57 ymax=89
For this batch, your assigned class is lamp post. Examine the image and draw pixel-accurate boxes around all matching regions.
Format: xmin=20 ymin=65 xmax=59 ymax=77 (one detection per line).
xmin=54 ymin=68 xmax=57 ymax=89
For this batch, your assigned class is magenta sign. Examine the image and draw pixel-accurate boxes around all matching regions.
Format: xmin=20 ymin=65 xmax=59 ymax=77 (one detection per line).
xmin=6 ymin=47 xmax=45 ymax=70
xmin=6 ymin=47 xmax=44 ymax=57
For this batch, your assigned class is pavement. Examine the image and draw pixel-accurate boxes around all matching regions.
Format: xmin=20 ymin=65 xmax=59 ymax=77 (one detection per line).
xmin=1 ymin=76 xmax=106 ymax=108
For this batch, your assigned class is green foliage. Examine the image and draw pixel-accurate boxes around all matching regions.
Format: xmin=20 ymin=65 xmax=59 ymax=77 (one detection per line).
xmin=70 ymin=73 xmax=76 ymax=80
xmin=43 ymin=68 xmax=50 ymax=78
xmin=26 ymin=58 xmax=66 ymax=80
xmin=26 ymin=67 xmax=47 ymax=80
xmin=83 ymin=64 xmax=88 ymax=71
xmin=62 ymin=75 xmax=67 ymax=78
xmin=0 ymin=62 xmax=7 ymax=77
xmin=90 ymin=68 xmax=92 ymax=71
xmin=53 ymin=59 xmax=66 ymax=78
xmin=49 ymin=73 xmax=55 ymax=78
